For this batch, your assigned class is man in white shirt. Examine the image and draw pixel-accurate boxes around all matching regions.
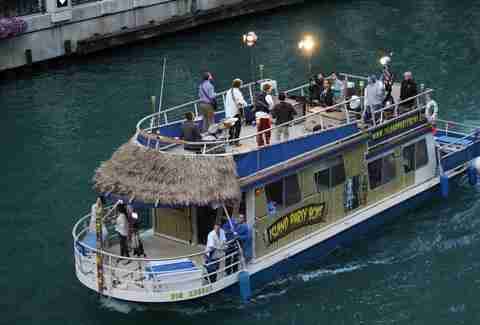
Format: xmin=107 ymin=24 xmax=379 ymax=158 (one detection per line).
xmin=206 ymin=222 xmax=226 ymax=282
xmin=224 ymin=79 xmax=247 ymax=146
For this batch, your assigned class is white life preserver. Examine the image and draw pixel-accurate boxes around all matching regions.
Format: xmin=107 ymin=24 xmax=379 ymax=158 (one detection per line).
xmin=425 ymin=99 xmax=438 ymax=122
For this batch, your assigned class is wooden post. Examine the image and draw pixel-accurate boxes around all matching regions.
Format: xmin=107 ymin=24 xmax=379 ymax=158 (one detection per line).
xmin=95 ymin=206 xmax=105 ymax=294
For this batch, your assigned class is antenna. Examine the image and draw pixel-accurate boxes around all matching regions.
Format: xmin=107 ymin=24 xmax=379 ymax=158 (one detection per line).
xmin=158 ymin=57 xmax=167 ymax=112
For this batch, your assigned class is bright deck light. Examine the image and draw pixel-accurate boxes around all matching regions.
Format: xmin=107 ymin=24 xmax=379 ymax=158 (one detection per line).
xmin=298 ymin=35 xmax=315 ymax=53
xmin=242 ymin=31 xmax=258 ymax=47
xmin=380 ymin=55 xmax=391 ymax=66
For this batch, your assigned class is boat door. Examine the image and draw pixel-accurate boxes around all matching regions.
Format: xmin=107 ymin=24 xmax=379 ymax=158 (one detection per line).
xmin=196 ymin=206 xmax=218 ymax=245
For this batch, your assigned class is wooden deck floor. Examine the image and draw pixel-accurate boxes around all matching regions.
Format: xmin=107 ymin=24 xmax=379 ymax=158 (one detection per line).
xmin=107 ymin=233 xmax=205 ymax=262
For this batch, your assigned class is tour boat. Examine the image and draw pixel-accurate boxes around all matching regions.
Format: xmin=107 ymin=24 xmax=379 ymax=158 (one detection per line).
xmin=72 ymin=70 xmax=480 ymax=303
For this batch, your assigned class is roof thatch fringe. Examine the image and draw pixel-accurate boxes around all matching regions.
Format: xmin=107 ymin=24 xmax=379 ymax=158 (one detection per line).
xmin=93 ymin=140 xmax=241 ymax=206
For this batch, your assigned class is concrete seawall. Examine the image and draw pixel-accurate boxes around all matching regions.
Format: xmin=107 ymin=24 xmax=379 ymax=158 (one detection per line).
xmin=0 ymin=0 xmax=303 ymax=72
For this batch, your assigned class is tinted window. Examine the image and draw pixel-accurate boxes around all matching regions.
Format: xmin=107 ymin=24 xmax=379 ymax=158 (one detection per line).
xmin=314 ymin=169 xmax=330 ymax=192
xmin=284 ymin=174 xmax=302 ymax=206
xmin=403 ymin=144 xmax=415 ymax=173
xmin=416 ymin=140 xmax=428 ymax=169
xmin=383 ymin=154 xmax=396 ymax=184
xmin=331 ymin=163 xmax=346 ymax=187
xmin=368 ymin=159 xmax=382 ymax=189
xmin=265 ymin=179 xmax=283 ymax=207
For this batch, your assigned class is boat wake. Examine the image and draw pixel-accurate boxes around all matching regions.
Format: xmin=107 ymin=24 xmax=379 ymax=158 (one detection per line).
xmin=99 ymin=296 xmax=146 ymax=314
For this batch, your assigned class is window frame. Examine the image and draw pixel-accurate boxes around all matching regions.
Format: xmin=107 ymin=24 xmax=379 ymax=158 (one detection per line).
xmin=367 ymin=151 xmax=397 ymax=190
xmin=402 ymin=138 xmax=429 ymax=174
xmin=313 ymin=157 xmax=346 ymax=192
xmin=263 ymin=173 xmax=303 ymax=211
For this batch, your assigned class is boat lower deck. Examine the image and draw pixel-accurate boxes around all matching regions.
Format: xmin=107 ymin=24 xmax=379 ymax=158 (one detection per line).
xmin=107 ymin=233 xmax=205 ymax=265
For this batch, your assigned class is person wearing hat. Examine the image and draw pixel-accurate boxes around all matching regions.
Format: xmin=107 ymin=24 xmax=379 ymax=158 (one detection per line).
xmin=254 ymin=83 xmax=274 ymax=147
xmin=198 ymin=72 xmax=216 ymax=133
xmin=225 ymin=78 xmax=247 ymax=146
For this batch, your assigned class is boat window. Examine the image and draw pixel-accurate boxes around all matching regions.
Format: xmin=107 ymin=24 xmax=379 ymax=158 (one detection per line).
xmin=403 ymin=139 xmax=428 ymax=173
xmin=314 ymin=161 xmax=346 ymax=192
xmin=265 ymin=179 xmax=284 ymax=207
xmin=331 ymin=162 xmax=346 ymax=187
xmin=285 ymin=174 xmax=302 ymax=206
xmin=403 ymin=144 xmax=416 ymax=173
xmin=368 ymin=153 xmax=396 ymax=190
xmin=314 ymin=169 xmax=330 ymax=191
xmin=368 ymin=159 xmax=383 ymax=189
xmin=383 ymin=154 xmax=396 ymax=184
xmin=264 ymin=174 xmax=302 ymax=210
xmin=416 ymin=140 xmax=428 ymax=169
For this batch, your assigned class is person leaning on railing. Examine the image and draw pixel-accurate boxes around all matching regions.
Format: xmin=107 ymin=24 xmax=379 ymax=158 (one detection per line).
xmin=198 ymin=72 xmax=217 ymax=133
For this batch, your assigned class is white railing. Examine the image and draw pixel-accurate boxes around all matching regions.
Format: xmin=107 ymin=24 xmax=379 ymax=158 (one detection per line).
xmin=434 ymin=119 xmax=480 ymax=156
xmin=73 ymin=212 xmax=245 ymax=302
xmin=137 ymin=80 xmax=262 ymax=132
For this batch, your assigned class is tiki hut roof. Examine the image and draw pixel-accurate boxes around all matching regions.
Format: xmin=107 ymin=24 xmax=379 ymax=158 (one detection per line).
xmin=93 ymin=140 xmax=241 ymax=206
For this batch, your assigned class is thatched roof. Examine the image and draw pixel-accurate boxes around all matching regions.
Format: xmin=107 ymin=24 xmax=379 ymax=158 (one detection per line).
xmin=93 ymin=140 xmax=241 ymax=206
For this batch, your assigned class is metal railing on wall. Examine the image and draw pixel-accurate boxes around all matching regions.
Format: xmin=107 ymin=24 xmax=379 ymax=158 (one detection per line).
xmin=71 ymin=0 xmax=102 ymax=6
xmin=0 ymin=0 xmax=46 ymax=17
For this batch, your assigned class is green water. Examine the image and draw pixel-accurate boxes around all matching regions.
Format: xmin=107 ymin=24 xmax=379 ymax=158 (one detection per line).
xmin=2 ymin=0 xmax=480 ymax=323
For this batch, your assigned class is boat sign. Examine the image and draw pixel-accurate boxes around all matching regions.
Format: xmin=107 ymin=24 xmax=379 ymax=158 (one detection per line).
xmin=266 ymin=204 xmax=327 ymax=244
xmin=369 ymin=110 xmax=427 ymax=146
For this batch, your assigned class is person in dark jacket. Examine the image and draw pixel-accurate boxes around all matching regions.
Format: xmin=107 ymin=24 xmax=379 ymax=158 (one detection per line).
xmin=254 ymin=83 xmax=274 ymax=147
xmin=319 ymin=79 xmax=334 ymax=107
xmin=309 ymin=73 xmax=325 ymax=103
xmin=180 ymin=112 xmax=202 ymax=152
xmin=400 ymin=71 xmax=418 ymax=110
xmin=271 ymin=93 xmax=297 ymax=142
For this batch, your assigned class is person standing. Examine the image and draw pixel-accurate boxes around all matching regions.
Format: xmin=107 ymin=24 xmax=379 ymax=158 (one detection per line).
xmin=254 ymin=83 xmax=274 ymax=147
xmin=115 ymin=204 xmax=130 ymax=259
xmin=206 ymin=222 xmax=226 ymax=282
xmin=363 ymin=75 xmax=384 ymax=123
xmin=225 ymin=78 xmax=247 ymax=146
xmin=319 ymin=79 xmax=334 ymax=107
xmin=330 ymin=72 xmax=344 ymax=102
xmin=180 ymin=112 xmax=202 ymax=152
xmin=89 ymin=196 xmax=108 ymax=241
xmin=235 ymin=215 xmax=252 ymax=263
xmin=400 ymin=71 xmax=418 ymax=110
xmin=198 ymin=72 xmax=216 ymax=133
xmin=309 ymin=73 xmax=325 ymax=103
xmin=271 ymin=92 xmax=297 ymax=142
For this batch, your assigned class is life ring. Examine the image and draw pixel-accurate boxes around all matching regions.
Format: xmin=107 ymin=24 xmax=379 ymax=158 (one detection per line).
xmin=425 ymin=99 xmax=438 ymax=122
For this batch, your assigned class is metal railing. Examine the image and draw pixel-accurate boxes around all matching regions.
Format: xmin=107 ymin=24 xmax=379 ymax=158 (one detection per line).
xmin=137 ymin=80 xmax=262 ymax=132
xmin=71 ymin=0 xmax=102 ymax=6
xmin=73 ymin=212 xmax=245 ymax=301
xmin=434 ymin=119 xmax=480 ymax=156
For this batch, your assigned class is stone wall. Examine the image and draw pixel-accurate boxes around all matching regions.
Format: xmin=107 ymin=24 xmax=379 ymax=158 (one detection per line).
xmin=0 ymin=0 xmax=299 ymax=71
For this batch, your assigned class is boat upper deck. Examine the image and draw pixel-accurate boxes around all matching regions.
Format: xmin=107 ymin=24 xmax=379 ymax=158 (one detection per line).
xmin=135 ymin=73 xmax=433 ymax=178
